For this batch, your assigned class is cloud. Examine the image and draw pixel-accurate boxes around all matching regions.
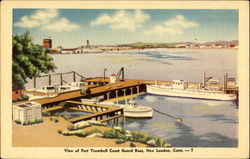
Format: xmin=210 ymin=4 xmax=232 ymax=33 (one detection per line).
xmin=14 ymin=9 xmax=58 ymax=28
xmin=42 ymin=18 xmax=79 ymax=32
xmin=14 ymin=9 xmax=79 ymax=32
xmin=90 ymin=10 xmax=149 ymax=31
xmin=145 ymin=15 xmax=199 ymax=35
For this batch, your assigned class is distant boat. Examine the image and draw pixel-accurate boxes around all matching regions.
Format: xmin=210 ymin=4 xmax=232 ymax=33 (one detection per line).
xmin=147 ymin=80 xmax=236 ymax=101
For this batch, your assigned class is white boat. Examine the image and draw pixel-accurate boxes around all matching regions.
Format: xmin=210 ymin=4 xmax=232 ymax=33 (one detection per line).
xmin=81 ymin=99 xmax=153 ymax=118
xmin=36 ymin=82 xmax=86 ymax=93
xmin=113 ymin=100 xmax=153 ymax=118
xmin=147 ymin=80 xmax=237 ymax=101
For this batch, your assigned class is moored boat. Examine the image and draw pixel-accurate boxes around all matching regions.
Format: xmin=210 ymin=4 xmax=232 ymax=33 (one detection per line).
xmin=82 ymin=99 xmax=153 ymax=118
xmin=147 ymin=80 xmax=236 ymax=101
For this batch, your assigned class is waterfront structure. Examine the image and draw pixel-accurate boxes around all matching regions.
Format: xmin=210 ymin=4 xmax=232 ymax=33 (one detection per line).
xmin=43 ymin=38 xmax=52 ymax=48
xmin=61 ymin=48 xmax=77 ymax=54
xmin=13 ymin=102 xmax=42 ymax=124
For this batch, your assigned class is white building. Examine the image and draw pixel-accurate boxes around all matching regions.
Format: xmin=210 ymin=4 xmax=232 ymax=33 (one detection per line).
xmin=13 ymin=102 xmax=42 ymax=124
xmin=110 ymin=74 xmax=117 ymax=83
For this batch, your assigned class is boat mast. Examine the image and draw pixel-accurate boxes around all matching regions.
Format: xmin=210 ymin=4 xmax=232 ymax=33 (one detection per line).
xmin=223 ymin=74 xmax=225 ymax=93
xmin=203 ymin=72 xmax=206 ymax=88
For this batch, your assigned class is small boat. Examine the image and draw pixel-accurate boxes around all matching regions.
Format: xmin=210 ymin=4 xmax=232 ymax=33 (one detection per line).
xmin=147 ymin=80 xmax=237 ymax=101
xmin=100 ymin=99 xmax=153 ymax=118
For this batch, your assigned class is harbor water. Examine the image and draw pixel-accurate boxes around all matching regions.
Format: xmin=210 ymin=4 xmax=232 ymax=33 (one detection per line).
xmin=26 ymin=48 xmax=238 ymax=147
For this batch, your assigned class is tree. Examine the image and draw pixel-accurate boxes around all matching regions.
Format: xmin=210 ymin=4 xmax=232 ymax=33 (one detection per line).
xmin=12 ymin=31 xmax=56 ymax=89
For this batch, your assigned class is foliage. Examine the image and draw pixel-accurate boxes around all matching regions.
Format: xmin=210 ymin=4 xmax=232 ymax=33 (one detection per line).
xmin=12 ymin=31 xmax=56 ymax=89
xmin=57 ymin=129 xmax=62 ymax=134
xmin=54 ymin=118 xmax=59 ymax=123
xmin=17 ymin=119 xmax=43 ymax=125
xmin=53 ymin=112 xmax=60 ymax=117
xmin=62 ymin=115 xmax=70 ymax=120
xmin=42 ymin=112 xmax=51 ymax=116
xmin=12 ymin=94 xmax=29 ymax=102
xmin=67 ymin=124 xmax=75 ymax=131
xmin=14 ymin=120 xmax=21 ymax=124
xmin=130 ymin=142 xmax=136 ymax=147
xmin=116 ymin=139 xmax=126 ymax=144
xmin=103 ymin=129 xmax=121 ymax=138
xmin=62 ymin=128 xmax=102 ymax=137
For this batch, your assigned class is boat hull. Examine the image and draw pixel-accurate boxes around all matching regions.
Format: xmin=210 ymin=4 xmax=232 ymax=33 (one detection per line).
xmin=124 ymin=109 xmax=153 ymax=118
xmin=147 ymin=85 xmax=237 ymax=101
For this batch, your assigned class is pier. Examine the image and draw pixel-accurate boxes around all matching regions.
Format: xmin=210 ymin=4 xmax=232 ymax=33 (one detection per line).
xmin=42 ymin=100 xmax=124 ymax=124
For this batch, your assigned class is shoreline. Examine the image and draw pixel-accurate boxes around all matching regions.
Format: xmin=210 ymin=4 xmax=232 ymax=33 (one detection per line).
xmin=12 ymin=116 xmax=160 ymax=147
xmin=48 ymin=48 xmax=238 ymax=55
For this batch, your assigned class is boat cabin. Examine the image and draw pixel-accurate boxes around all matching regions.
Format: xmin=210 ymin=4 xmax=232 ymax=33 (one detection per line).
xmin=128 ymin=100 xmax=138 ymax=107
xmin=172 ymin=80 xmax=187 ymax=89
xmin=71 ymin=82 xmax=86 ymax=87
xmin=208 ymin=79 xmax=220 ymax=84
xmin=227 ymin=78 xmax=236 ymax=86
xmin=41 ymin=85 xmax=57 ymax=93
xmin=57 ymin=85 xmax=72 ymax=92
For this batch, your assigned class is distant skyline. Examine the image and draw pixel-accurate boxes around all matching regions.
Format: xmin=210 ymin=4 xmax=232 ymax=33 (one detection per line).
xmin=13 ymin=9 xmax=238 ymax=48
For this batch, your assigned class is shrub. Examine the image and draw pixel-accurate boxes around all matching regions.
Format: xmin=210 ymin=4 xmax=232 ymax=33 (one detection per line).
xmin=130 ymin=142 xmax=136 ymax=147
xmin=14 ymin=120 xmax=21 ymax=124
xmin=67 ymin=124 xmax=74 ymax=131
xmin=35 ymin=119 xmax=43 ymax=123
xmin=131 ymin=131 xmax=146 ymax=142
xmin=155 ymin=138 xmax=161 ymax=147
xmin=54 ymin=118 xmax=59 ymax=123
xmin=61 ymin=129 xmax=103 ymax=138
xmin=12 ymin=94 xmax=29 ymax=102
xmin=57 ymin=130 xmax=62 ymax=134
xmin=23 ymin=122 xmax=28 ymax=125
xmin=54 ymin=112 xmax=60 ymax=117
xmin=42 ymin=112 xmax=51 ymax=116
xmin=28 ymin=121 xmax=33 ymax=125
xmin=62 ymin=115 xmax=70 ymax=120
xmin=116 ymin=139 xmax=126 ymax=144
xmin=103 ymin=129 xmax=120 ymax=138
xmin=50 ymin=117 xmax=53 ymax=121
xmin=90 ymin=128 xmax=102 ymax=134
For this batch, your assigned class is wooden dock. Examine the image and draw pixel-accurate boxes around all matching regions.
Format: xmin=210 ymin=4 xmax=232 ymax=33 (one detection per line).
xmin=68 ymin=107 xmax=123 ymax=123
xmin=41 ymin=100 xmax=124 ymax=124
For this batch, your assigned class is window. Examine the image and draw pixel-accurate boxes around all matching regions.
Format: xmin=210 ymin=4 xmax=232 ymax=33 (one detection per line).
xmin=15 ymin=90 xmax=19 ymax=94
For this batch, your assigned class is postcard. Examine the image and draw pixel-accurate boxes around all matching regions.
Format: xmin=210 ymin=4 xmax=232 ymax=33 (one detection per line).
xmin=1 ymin=1 xmax=249 ymax=158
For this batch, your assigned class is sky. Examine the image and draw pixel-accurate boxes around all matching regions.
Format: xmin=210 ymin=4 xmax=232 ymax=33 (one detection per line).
xmin=13 ymin=9 xmax=238 ymax=48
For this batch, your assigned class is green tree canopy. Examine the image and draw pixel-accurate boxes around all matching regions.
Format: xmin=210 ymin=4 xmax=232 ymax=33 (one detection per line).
xmin=12 ymin=31 xmax=56 ymax=89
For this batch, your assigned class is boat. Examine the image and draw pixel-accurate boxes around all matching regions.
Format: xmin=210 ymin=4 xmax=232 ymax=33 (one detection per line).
xmin=147 ymin=80 xmax=237 ymax=101
xmin=113 ymin=100 xmax=153 ymax=118
xmin=81 ymin=99 xmax=153 ymax=118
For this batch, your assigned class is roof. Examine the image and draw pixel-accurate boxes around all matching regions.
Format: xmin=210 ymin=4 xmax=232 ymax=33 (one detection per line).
xmin=110 ymin=74 xmax=117 ymax=76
